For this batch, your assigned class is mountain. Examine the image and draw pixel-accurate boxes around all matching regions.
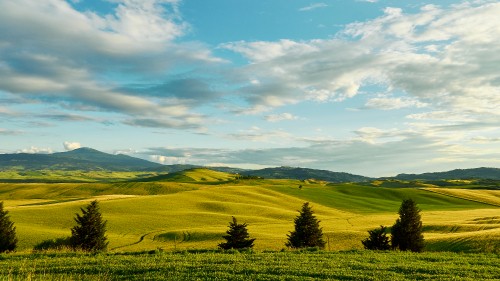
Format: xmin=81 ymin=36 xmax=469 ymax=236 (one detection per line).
xmin=0 ymin=147 xmax=163 ymax=171
xmin=243 ymin=166 xmax=371 ymax=183
xmin=394 ymin=167 xmax=500 ymax=180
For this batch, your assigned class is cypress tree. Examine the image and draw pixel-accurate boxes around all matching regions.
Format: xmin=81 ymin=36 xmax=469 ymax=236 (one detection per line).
xmin=391 ymin=198 xmax=425 ymax=252
xmin=70 ymin=200 xmax=108 ymax=252
xmin=362 ymin=225 xmax=390 ymax=250
xmin=286 ymin=202 xmax=326 ymax=249
xmin=218 ymin=217 xmax=255 ymax=250
xmin=0 ymin=202 xmax=17 ymax=253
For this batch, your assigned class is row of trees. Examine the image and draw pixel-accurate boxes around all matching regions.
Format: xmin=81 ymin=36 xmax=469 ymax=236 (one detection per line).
xmin=219 ymin=199 xmax=425 ymax=252
xmin=0 ymin=200 xmax=108 ymax=253
xmin=1 ymin=198 xmax=423 ymax=253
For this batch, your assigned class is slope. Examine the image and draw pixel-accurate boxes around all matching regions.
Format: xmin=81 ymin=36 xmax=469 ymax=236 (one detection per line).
xmin=4 ymin=179 xmax=498 ymax=253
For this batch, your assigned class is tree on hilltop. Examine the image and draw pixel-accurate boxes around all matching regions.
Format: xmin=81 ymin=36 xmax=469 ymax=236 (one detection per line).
xmin=286 ymin=202 xmax=326 ymax=249
xmin=70 ymin=200 xmax=108 ymax=252
xmin=0 ymin=202 xmax=17 ymax=253
xmin=219 ymin=217 xmax=256 ymax=250
xmin=391 ymin=199 xmax=425 ymax=252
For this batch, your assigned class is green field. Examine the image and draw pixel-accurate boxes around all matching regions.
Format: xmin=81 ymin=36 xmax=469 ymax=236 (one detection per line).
xmin=1 ymin=250 xmax=499 ymax=280
xmin=1 ymin=169 xmax=498 ymax=254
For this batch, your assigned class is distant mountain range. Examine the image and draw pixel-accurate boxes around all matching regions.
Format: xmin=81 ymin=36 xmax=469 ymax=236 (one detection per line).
xmin=0 ymin=147 xmax=163 ymax=171
xmin=242 ymin=166 xmax=371 ymax=183
xmin=0 ymin=148 xmax=499 ymax=182
xmin=394 ymin=167 xmax=500 ymax=181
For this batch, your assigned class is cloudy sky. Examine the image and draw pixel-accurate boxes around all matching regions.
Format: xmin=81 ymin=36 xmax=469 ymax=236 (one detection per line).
xmin=1 ymin=0 xmax=499 ymax=176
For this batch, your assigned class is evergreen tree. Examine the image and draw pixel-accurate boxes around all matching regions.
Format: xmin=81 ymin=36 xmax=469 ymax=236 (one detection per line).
xmin=286 ymin=202 xmax=326 ymax=249
xmin=362 ymin=225 xmax=390 ymax=250
xmin=391 ymin=199 xmax=425 ymax=252
xmin=70 ymin=200 xmax=108 ymax=252
xmin=0 ymin=202 xmax=17 ymax=253
xmin=218 ymin=217 xmax=255 ymax=250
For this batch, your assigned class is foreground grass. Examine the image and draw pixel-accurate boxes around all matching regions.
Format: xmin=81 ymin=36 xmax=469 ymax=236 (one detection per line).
xmin=1 ymin=250 xmax=499 ymax=280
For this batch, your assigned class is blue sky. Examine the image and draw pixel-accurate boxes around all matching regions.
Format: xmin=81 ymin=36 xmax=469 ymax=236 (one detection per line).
xmin=0 ymin=0 xmax=499 ymax=176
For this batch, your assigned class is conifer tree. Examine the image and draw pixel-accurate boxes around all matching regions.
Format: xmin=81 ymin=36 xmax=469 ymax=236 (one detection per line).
xmin=362 ymin=225 xmax=390 ymax=250
xmin=0 ymin=202 xmax=17 ymax=253
xmin=70 ymin=200 xmax=108 ymax=252
xmin=286 ymin=202 xmax=326 ymax=249
xmin=391 ymin=199 xmax=425 ymax=252
xmin=218 ymin=217 xmax=255 ymax=250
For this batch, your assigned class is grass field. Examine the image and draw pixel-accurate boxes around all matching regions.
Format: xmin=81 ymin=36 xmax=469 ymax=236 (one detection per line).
xmin=1 ymin=250 xmax=499 ymax=280
xmin=1 ymin=169 xmax=499 ymax=253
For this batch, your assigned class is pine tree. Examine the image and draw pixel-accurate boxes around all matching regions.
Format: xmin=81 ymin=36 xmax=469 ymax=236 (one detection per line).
xmin=70 ymin=200 xmax=108 ymax=252
xmin=286 ymin=202 xmax=326 ymax=249
xmin=391 ymin=199 xmax=425 ymax=252
xmin=362 ymin=225 xmax=390 ymax=250
xmin=0 ymin=202 xmax=17 ymax=253
xmin=218 ymin=217 xmax=255 ymax=250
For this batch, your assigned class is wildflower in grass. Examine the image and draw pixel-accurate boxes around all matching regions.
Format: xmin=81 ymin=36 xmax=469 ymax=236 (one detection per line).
xmin=0 ymin=201 xmax=17 ymax=253
xmin=362 ymin=225 xmax=391 ymax=250
xmin=219 ymin=216 xmax=256 ymax=250
xmin=391 ymin=199 xmax=425 ymax=252
xmin=286 ymin=202 xmax=326 ymax=249
xmin=70 ymin=200 xmax=108 ymax=252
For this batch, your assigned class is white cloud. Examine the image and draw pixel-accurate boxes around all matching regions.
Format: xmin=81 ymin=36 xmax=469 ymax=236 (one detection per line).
xmin=0 ymin=0 xmax=221 ymax=130
xmin=223 ymin=2 xmax=500 ymax=131
xmin=364 ymin=96 xmax=427 ymax=110
xmin=17 ymin=146 xmax=53 ymax=154
xmin=63 ymin=141 xmax=82 ymax=151
xmin=265 ymin=113 xmax=299 ymax=122
xmin=299 ymin=3 xmax=328 ymax=12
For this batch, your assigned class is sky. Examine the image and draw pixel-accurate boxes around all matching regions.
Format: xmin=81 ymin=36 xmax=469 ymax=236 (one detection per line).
xmin=0 ymin=0 xmax=499 ymax=177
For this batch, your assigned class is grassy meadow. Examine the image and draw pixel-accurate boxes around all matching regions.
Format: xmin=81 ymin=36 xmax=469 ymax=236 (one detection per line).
xmin=0 ymin=169 xmax=498 ymax=254
xmin=1 ymin=250 xmax=499 ymax=280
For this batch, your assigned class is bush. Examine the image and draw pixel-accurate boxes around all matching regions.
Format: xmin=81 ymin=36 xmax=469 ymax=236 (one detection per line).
xmin=362 ymin=225 xmax=391 ymax=250
xmin=33 ymin=237 xmax=72 ymax=252
xmin=218 ymin=217 xmax=256 ymax=250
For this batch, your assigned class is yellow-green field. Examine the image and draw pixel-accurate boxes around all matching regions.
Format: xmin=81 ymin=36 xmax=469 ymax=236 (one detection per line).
xmin=1 ymin=169 xmax=499 ymax=253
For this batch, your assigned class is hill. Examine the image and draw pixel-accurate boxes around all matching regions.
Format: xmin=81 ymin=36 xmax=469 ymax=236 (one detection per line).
xmin=0 ymin=147 xmax=163 ymax=171
xmin=137 ymin=168 xmax=238 ymax=183
xmin=244 ymin=166 xmax=371 ymax=183
xmin=395 ymin=167 xmax=500 ymax=181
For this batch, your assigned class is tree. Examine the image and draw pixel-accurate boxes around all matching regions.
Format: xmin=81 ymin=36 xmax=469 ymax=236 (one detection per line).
xmin=218 ymin=217 xmax=255 ymax=250
xmin=362 ymin=225 xmax=390 ymax=250
xmin=286 ymin=202 xmax=326 ymax=249
xmin=391 ymin=199 xmax=425 ymax=252
xmin=0 ymin=202 xmax=17 ymax=253
xmin=70 ymin=200 xmax=108 ymax=252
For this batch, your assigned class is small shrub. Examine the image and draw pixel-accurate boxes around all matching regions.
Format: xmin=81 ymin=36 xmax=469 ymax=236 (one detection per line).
xmin=218 ymin=217 xmax=256 ymax=250
xmin=33 ymin=237 xmax=72 ymax=252
xmin=362 ymin=225 xmax=391 ymax=250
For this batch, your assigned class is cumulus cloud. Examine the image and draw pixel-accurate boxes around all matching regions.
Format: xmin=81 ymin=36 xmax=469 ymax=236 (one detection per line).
xmin=63 ymin=141 xmax=82 ymax=151
xmin=223 ymin=2 xmax=500 ymax=126
xmin=0 ymin=0 xmax=222 ymax=130
xmin=17 ymin=146 xmax=53 ymax=154
xmin=364 ymin=96 xmax=427 ymax=110
xmin=265 ymin=113 xmax=299 ymax=122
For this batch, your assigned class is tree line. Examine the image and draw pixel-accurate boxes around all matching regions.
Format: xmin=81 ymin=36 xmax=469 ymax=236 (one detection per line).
xmin=0 ymin=198 xmax=424 ymax=253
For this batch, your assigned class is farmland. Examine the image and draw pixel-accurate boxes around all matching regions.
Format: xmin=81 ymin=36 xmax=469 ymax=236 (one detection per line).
xmin=0 ymin=169 xmax=498 ymax=253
